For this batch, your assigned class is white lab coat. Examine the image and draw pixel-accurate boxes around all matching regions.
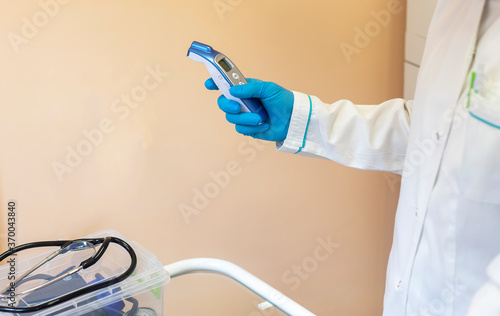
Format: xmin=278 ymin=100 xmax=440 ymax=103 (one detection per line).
xmin=278 ymin=0 xmax=500 ymax=315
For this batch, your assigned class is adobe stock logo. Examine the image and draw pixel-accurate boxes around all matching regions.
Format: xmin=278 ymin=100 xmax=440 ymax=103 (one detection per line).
xmin=7 ymin=0 xmax=72 ymax=54
xmin=282 ymin=236 xmax=340 ymax=291
xmin=213 ymin=0 xmax=244 ymax=21
xmin=340 ymin=0 xmax=403 ymax=63
xmin=178 ymin=138 xmax=266 ymax=224
xmin=51 ymin=65 xmax=170 ymax=182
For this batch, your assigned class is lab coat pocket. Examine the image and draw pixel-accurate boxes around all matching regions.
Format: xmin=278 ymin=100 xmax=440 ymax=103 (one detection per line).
xmin=459 ymin=93 xmax=500 ymax=204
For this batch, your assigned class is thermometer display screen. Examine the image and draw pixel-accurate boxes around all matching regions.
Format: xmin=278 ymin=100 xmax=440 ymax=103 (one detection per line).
xmin=218 ymin=58 xmax=232 ymax=72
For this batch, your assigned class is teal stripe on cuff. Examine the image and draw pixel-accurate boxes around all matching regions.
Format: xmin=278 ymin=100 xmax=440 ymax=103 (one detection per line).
xmin=469 ymin=111 xmax=500 ymax=130
xmin=295 ymin=95 xmax=313 ymax=154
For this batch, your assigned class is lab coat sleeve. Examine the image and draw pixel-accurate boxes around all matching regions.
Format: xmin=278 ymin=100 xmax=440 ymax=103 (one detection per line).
xmin=467 ymin=255 xmax=500 ymax=315
xmin=277 ymin=91 xmax=413 ymax=174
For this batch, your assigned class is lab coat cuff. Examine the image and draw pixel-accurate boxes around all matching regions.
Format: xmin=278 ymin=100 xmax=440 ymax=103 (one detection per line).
xmin=276 ymin=91 xmax=312 ymax=154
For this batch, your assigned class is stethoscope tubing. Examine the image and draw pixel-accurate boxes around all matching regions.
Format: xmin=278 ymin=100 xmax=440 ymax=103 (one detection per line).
xmin=0 ymin=236 xmax=137 ymax=313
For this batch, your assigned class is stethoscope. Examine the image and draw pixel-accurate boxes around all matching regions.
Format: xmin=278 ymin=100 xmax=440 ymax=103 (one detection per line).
xmin=0 ymin=236 xmax=137 ymax=314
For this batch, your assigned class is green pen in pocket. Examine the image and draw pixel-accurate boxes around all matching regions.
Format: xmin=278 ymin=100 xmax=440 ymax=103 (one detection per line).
xmin=466 ymin=71 xmax=477 ymax=109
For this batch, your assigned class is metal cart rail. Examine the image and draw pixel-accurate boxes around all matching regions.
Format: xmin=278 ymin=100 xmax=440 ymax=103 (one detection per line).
xmin=164 ymin=258 xmax=316 ymax=316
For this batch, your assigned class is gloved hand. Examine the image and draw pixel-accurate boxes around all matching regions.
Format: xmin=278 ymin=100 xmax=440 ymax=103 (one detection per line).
xmin=205 ymin=78 xmax=294 ymax=142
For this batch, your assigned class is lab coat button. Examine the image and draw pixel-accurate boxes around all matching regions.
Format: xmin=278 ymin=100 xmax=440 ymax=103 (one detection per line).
xmin=415 ymin=208 xmax=419 ymax=217
xmin=396 ymin=280 xmax=402 ymax=290
xmin=433 ymin=129 xmax=445 ymax=142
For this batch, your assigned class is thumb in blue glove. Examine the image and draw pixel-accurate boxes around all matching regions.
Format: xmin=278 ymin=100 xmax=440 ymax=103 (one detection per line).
xmin=205 ymin=78 xmax=294 ymax=142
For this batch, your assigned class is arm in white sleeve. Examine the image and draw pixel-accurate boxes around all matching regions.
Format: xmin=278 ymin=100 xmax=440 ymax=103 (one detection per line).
xmin=277 ymin=91 xmax=413 ymax=174
xmin=467 ymin=255 xmax=500 ymax=315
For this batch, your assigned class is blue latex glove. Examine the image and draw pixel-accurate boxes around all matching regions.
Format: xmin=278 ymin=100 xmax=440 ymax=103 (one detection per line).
xmin=205 ymin=78 xmax=294 ymax=142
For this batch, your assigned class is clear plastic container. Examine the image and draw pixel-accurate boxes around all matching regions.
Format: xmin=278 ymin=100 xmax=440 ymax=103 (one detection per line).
xmin=0 ymin=230 xmax=169 ymax=315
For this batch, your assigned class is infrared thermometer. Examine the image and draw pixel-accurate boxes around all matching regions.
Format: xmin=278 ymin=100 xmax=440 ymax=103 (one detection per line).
xmin=187 ymin=41 xmax=269 ymax=123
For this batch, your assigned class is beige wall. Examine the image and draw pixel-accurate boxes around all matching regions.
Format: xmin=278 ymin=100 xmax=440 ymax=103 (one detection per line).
xmin=0 ymin=0 xmax=405 ymax=315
